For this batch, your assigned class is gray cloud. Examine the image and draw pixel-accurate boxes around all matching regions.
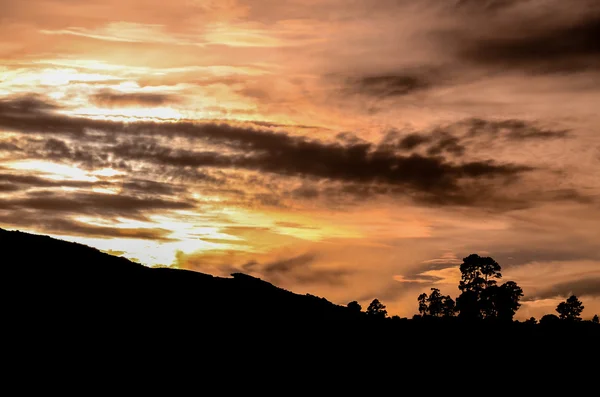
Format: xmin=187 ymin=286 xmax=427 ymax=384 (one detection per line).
xmin=525 ymin=277 xmax=600 ymax=301
xmin=349 ymin=74 xmax=432 ymax=97
xmin=0 ymin=191 xmax=195 ymax=219
xmin=0 ymin=141 xmax=22 ymax=152
xmin=259 ymin=253 xmax=349 ymax=286
xmin=90 ymin=90 xmax=179 ymax=107
xmin=0 ymin=212 xmax=175 ymax=241
xmin=457 ymin=12 xmax=600 ymax=73
xmin=0 ymin=94 xmax=584 ymax=210
xmin=463 ymin=118 xmax=569 ymax=140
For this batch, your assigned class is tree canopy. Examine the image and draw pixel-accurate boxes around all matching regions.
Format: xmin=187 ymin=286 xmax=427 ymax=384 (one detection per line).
xmin=455 ymin=254 xmax=523 ymax=321
xmin=366 ymin=299 xmax=387 ymax=319
xmin=556 ymin=295 xmax=585 ymax=321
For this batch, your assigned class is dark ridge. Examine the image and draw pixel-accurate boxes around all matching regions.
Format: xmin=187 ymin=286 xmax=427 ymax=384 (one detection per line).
xmin=2 ymin=227 xmax=598 ymax=381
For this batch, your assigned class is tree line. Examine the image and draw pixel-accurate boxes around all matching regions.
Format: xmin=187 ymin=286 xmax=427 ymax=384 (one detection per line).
xmin=347 ymin=254 xmax=599 ymax=324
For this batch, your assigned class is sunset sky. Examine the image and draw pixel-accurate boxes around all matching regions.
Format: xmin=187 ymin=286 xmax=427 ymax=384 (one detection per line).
xmin=1 ymin=0 xmax=599 ymax=319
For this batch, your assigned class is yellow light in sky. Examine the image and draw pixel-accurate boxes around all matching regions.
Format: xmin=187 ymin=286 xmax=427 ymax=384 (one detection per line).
xmin=38 ymin=68 xmax=122 ymax=86
xmin=67 ymin=106 xmax=184 ymax=121
xmin=91 ymin=168 xmax=124 ymax=178
xmin=4 ymin=160 xmax=98 ymax=182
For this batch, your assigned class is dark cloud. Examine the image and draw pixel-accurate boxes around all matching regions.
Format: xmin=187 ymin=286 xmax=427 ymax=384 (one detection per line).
xmin=389 ymin=130 xmax=466 ymax=156
xmin=0 ymin=191 xmax=195 ymax=219
xmin=454 ymin=0 xmax=522 ymax=12
xmin=0 ymin=141 xmax=22 ymax=152
xmin=493 ymin=250 xmax=600 ymax=269
xmin=109 ymin=137 xmax=530 ymax=205
xmin=426 ymin=132 xmax=465 ymax=156
xmin=397 ymin=133 xmax=431 ymax=150
xmin=0 ymin=95 xmax=548 ymax=208
xmin=43 ymin=138 xmax=72 ymax=157
xmin=525 ymin=277 xmax=600 ymax=301
xmin=458 ymin=13 xmax=600 ymax=73
xmin=0 ymin=94 xmax=59 ymax=114
xmin=290 ymin=185 xmax=320 ymax=200
xmin=89 ymin=90 xmax=179 ymax=107
xmin=0 ymin=183 xmax=21 ymax=192
xmin=463 ymin=118 xmax=569 ymax=140
xmin=259 ymin=253 xmax=349 ymax=286
xmin=121 ymin=179 xmax=186 ymax=196
xmin=263 ymin=253 xmax=316 ymax=275
xmin=350 ymin=74 xmax=431 ymax=97
xmin=0 ymin=211 xmax=175 ymax=241
xmin=0 ymin=172 xmax=99 ymax=189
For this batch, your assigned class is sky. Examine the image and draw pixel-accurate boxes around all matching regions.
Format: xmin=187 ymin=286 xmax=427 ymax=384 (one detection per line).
xmin=1 ymin=0 xmax=599 ymax=320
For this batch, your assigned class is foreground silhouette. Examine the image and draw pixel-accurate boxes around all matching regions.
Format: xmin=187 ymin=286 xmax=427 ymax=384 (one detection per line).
xmin=2 ymin=227 xmax=598 ymax=380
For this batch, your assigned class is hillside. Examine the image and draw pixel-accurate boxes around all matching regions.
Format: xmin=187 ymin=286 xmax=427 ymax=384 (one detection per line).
xmin=2 ymin=228 xmax=356 ymax=331
xmin=2 ymin=227 xmax=598 ymax=370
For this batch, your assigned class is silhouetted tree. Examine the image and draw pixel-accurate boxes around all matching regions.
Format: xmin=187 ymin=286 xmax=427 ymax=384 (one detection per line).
xmin=427 ymin=288 xmax=444 ymax=316
xmin=456 ymin=254 xmax=522 ymax=321
xmin=556 ymin=295 xmax=584 ymax=321
xmin=592 ymin=315 xmax=599 ymax=324
xmin=524 ymin=317 xmax=537 ymax=325
xmin=457 ymin=289 xmax=480 ymax=320
xmin=418 ymin=288 xmax=456 ymax=317
xmin=539 ymin=314 xmax=560 ymax=326
xmin=480 ymin=281 xmax=524 ymax=321
xmin=347 ymin=301 xmax=362 ymax=313
xmin=366 ymin=299 xmax=387 ymax=319
xmin=418 ymin=293 xmax=428 ymax=316
xmin=458 ymin=254 xmax=502 ymax=293
xmin=442 ymin=296 xmax=457 ymax=317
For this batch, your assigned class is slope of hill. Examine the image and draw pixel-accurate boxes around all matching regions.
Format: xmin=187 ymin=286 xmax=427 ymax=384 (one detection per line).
xmin=3 ymin=227 xmax=598 ymax=369
xmin=2 ymin=227 xmax=362 ymax=341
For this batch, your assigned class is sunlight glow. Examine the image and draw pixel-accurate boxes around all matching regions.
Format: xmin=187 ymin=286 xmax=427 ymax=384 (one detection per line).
xmin=4 ymin=160 xmax=98 ymax=182
xmin=66 ymin=106 xmax=185 ymax=121
xmin=91 ymin=168 xmax=125 ymax=178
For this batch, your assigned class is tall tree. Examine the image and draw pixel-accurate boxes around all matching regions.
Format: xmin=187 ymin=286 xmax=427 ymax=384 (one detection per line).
xmin=458 ymin=254 xmax=502 ymax=293
xmin=427 ymin=288 xmax=444 ymax=317
xmin=592 ymin=315 xmax=599 ymax=324
xmin=417 ymin=288 xmax=456 ymax=317
xmin=456 ymin=254 xmax=522 ymax=321
xmin=481 ymin=281 xmax=524 ymax=321
xmin=556 ymin=295 xmax=584 ymax=321
xmin=457 ymin=290 xmax=480 ymax=320
xmin=417 ymin=293 xmax=428 ymax=316
xmin=441 ymin=296 xmax=457 ymax=317
xmin=366 ymin=299 xmax=387 ymax=319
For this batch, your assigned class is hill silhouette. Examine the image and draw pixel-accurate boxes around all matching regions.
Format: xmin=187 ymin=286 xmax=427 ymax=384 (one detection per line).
xmin=3 ymin=227 xmax=598 ymax=381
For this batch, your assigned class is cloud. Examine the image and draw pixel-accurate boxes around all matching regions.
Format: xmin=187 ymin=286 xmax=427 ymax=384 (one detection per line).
xmin=457 ymin=12 xmax=600 ymax=73
xmin=0 ymin=141 xmax=22 ymax=152
xmin=454 ymin=0 xmax=522 ymax=13
xmin=258 ymin=253 xmax=350 ymax=286
xmin=121 ymin=179 xmax=187 ymax=196
xmin=0 ymin=171 xmax=100 ymax=191
xmin=0 ymin=95 xmax=584 ymax=211
xmin=0 ymin=212 xmax=175 ymax=241
xmin=525 ymin=277 xmax=600 ymax=301
xmin=349 ymin=73 xmax=432 ymax=97
xmin=462 ymin=118 xmax=569 ymax=140
xmin=262 ymin=253 xmax=316 ymax=275
xmin=275 ymin=221 xmax=318 ymax=230
xmin=89 ymin=90 xmax=179 ymax=107
xmin=0 ymin=191 xmax=195 ymax=219
xmin=0 ymin=95 xmax=59 ymax=114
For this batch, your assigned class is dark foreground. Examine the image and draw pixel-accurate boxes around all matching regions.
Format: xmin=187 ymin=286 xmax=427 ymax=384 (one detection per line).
xmin=2 ymin=228 xmax=598 ymax=387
